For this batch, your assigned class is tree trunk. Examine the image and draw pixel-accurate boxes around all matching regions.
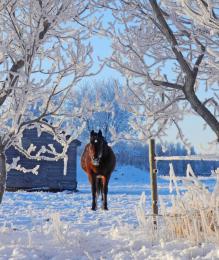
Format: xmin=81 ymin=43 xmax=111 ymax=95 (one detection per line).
xmin=184 ymin=83 xmax=219 ymax=142
xmin=0 ymin=148 xmax=6 ymax=204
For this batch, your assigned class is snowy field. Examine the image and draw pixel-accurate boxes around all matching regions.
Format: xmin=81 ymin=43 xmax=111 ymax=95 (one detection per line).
xmin=0 ymin=162 xmax=218 ymax=260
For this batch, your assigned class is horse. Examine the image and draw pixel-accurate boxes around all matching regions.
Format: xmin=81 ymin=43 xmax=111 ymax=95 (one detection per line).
xmin=81 ymin=130 xmax=116 ymax=210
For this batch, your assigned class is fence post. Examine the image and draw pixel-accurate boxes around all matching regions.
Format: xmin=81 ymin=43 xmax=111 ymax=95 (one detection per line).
xmin=149 ymin=139 xmax=158 ymax=219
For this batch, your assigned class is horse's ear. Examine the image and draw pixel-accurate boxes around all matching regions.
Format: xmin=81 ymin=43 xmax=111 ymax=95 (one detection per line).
xmin=98 ymin=130 xmax=102 ymax=137
xmin=90 ymin=130 xmax=94 ymax=136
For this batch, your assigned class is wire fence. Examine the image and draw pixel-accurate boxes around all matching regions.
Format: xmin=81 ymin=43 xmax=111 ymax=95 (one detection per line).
xmin=148 ymin=139 xmax=219 ymax=240
xmin=155 ymin=154 xmax=219 ymax=161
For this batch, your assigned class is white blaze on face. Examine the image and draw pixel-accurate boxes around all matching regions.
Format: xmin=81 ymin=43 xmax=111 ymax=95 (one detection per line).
xmin=94 ymin=139 xmax=98 ymax=143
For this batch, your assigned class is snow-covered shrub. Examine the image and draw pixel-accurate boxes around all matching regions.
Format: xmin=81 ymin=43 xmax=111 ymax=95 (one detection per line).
xmin=136 ymin=164 xmax=219 ymax=244
xmin=135 ymin=192 xmax=162 ymax=243
xmin=161 ymin=165 xmax=219 ymax=243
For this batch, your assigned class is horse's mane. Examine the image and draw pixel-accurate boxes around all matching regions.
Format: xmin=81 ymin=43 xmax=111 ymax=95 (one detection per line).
xmin=103 ymin=137 xmax=108 ymax=145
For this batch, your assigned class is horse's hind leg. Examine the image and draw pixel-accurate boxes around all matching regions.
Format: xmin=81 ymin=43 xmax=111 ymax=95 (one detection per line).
xmin=102 ymin=176 xmax=109 ymax=210
xmin=96 ymin=177 xmax=102 ymax=198
xmin=89 ymin=175 xmax=97 ymax=210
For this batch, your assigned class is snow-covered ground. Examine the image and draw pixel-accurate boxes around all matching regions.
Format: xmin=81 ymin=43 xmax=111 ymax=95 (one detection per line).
xmin=0 ymin=162 xmax=218 ymax=260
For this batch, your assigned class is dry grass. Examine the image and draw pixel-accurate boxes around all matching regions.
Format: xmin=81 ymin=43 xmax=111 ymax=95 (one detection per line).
xmin=136 ymin=165 xmax=219 ymax=244
xmin=160 ymin=186 xmax=219 ymax=243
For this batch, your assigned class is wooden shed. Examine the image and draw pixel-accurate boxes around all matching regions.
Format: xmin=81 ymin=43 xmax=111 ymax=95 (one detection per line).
xmin=6 ymin=128 xmax=81 ymax=191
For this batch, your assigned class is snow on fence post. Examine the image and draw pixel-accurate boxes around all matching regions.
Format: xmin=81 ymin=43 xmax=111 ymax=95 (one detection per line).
xmin=149 ymin=139 xmax=158 ymax=223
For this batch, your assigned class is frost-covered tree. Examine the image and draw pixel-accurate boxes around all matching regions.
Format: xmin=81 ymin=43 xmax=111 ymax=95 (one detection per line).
xmin=166 ymin=1 xmax=219 ymax=84
xmin=93 ymin=0 xmax=219 ymax=147
xmin=72 ymin=80 xmax=130 ymax=144
xmin=0 ymin=0 xmax=99 ymax=202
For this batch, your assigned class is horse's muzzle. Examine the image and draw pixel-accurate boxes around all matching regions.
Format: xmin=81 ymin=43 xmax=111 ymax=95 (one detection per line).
xmin=92 ymin=158 xmax=100 ymax=166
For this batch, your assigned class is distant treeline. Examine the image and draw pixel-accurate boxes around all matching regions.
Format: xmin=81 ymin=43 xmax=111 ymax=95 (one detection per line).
xmin=113 ymin=142 xmax=219 ymax=176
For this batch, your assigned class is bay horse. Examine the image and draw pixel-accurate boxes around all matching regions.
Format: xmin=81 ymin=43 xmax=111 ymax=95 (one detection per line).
xmin=81 ymin=130 xmax=116 ymax=210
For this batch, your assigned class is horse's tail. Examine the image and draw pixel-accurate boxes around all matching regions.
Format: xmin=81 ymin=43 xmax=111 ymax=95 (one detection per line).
xmin=96 ymin=177 xmax=102 ymax=197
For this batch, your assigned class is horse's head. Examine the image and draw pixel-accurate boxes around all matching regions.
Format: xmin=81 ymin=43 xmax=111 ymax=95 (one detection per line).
xmin=89 ymin=130 xmax=105 ymax=166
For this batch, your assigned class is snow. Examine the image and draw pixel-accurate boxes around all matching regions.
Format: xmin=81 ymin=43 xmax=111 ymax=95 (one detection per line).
xmin=0 ymin=161 xmax=218 ymax=259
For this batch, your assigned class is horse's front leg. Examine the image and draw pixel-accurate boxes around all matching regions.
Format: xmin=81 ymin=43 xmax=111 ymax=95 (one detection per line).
xmin=102 ymin=176 xmax=109 ymax=210
xmin=89 ymin=175 xmax=97 ymax=211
